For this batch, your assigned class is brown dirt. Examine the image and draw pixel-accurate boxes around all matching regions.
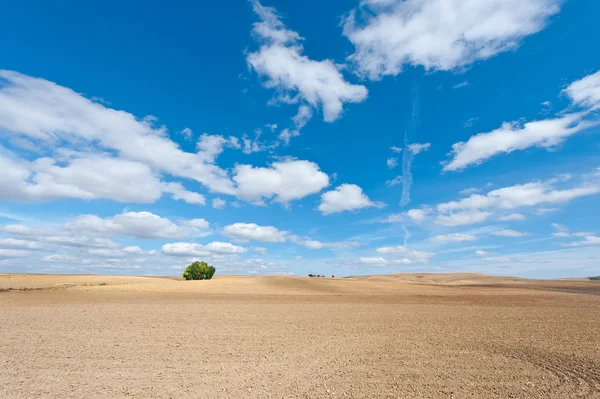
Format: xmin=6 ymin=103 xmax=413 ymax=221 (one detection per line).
xmin=1 ymin=273 xmax=599 ymax=398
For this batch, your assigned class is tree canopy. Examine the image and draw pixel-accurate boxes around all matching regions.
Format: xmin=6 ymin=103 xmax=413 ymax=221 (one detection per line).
xmin=183 ymin=261 xmax=216 ymax=280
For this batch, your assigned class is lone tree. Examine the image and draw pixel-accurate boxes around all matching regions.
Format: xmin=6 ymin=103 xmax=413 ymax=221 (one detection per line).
xmin=183 ymin=261 xmax=216 ymax=280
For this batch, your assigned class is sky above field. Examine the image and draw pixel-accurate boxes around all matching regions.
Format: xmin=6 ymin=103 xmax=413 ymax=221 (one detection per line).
xmin=0 ymin=0 xmax=599 ymax=278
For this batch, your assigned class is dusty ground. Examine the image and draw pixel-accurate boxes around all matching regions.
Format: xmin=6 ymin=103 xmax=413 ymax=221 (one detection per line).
xmin=1 ymin=273 xmax=599 ymax=398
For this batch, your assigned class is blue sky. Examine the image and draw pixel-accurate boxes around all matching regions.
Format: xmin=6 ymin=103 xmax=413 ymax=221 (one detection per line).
xmin=0 ymin=0 xmax=599 ymax=278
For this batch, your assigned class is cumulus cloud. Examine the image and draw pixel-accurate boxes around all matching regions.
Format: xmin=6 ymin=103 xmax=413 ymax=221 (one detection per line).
xmin=358 ymin=257 xmax=412 ymax=266
xmin=196 ymin=133 xmax=241 ymax=163
xmin=375 ymin=245 xmax=436 ymax=263
xmin=405 ymin=208 xmax=431 ymax=223
xmin=3 ymin=223 xmax=119 ymax=249
xmin=162 ymin=182 xmax=206 ymax=205
xmin=65 ymin=212 xmax=196 ymax=239
xmin=491 ymin=229 xmax=529 ymax=237
xmin=551 ymin=223 xmax=594 ymax=239
xmin=247 ymin=0 xmax=367 ymax=139
xmin=212 ymin=198 xmax=226 ymax=209
xmin=221 ymin=222 xmax=288 ymax=243
xmin=343 ymin=0 xmax=560 ymax=79
xmin=233 ymin=159 xmax=329 ymax=204
xmin=289 ymin=236 xmax=359 ymax=250
xmin=563 ymin=235 xmax=600 ymax=247
xmin=407 ymin=142 xmax=431 ymax=155
xmin=318 ymin=184 xmax=384 ymax=214
xmin=434 ymin=174 xmax=600 ymax=227
xmin=0 ymin=249 xmax=31 ymax=258
xmin=0 ymin=70 xmax=236 ymax=195
xmin=437 ymin=179 xmax=600 ymax=214
xmin=444 ymin=71 xmax=600 ymax=171
xmin=562 ymin=70 xmax=600 ymax=110
xmin=430 ymin=233 xmax=477 ymax=243
xmin=0 ymin=149 xmax=205 ymax=204
xmin=180 ymin=218 xmax=210 ymax=230
xmin=162 ymin=241 xmax=248 ymax=257
xmin=180 ymin=127 xmax=193 ymax=139
xmin=0 ymin=238 xmax=44 ymax=250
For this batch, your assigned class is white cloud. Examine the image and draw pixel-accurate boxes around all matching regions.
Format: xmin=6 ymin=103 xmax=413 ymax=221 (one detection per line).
xmin=221 ymin=223 xmax=288 ymax=243
xmin=498 ymin=213 xmax=526 ymax=221
xmin=196 ymin=134 xmax=240 ymax=163
xmin=43 ymin=254 xmax=78 ymax=263
xmin=491 ymin=229 xmax=529 ymax=237
xmin=563 ymin=236 xmax=600 ymax=247
xmin=343 ymin=0 xmax=560 ymax=79
xmin=444 ymin=113 xmax=595 ymax=171
xmin=0 ymin=238 xmax=44 ymax=250
xmin=435 ymin=210 xmax=492 ymax=226
xmin=551 ymin=223 xmax=568 ymax=232
xmin=551 ymin=223 xmax=595 ymax=239
xmin=386 ymin=175 xmax=402 ymax=187
xmin=65 ymin=212 xmax=192 ymax=239
xmin=180 ymin=127 xmax=193 ymax=139
xmin=0 ymin=249 xmax=30 ymax=258
xmin=162 ymin=182 xmax=206 ymax=205
xmin=279 ymin=105 xmax=313 ymax=145
xmin=444 ymin=71 xmax=600 ymax=171
xmin=562 ymin=70 xmax=600 ymax=110
xmin=318 ymin=184 xmax=384 ymax=215
xmin=483 ymin=256 xmax=514 ymax=263
xmin=359 ymin=257 xmax=412 ymax=266
xmin=463 ymin=117 xmax=479 ymax=128
xmin=3 ymin=224 xmax=119 ymax=249
xmin=162 ymin=241 xmax=247 ymax=257
xmin=290 ymin=236 xmax=359 ymax=250
xmin=430 ymin=233 xmax=477 ymax=243
xmin=241 ymin=131 xmax=268 ymax=154
xmin=0 ymin=150 xmax=206 ymax=204
xmin=212 ymin=198 xmax=226 ymax=209
xmin=180 ymin=218 xmax=210 ymax=230
xmin=533 ymin=207 xmax=560 ymax=215
xmin=475 ymin=250 xmax=489 ymax=256
xmin=122 ymin=246 xmax=143 ymax=254
xmin=375 ymin=245 xmax=436 ymax=263
xmin=459 ymin=187 xmax=480 ymax=196
xmin=407 ymin=142 xmax=431 ymax=155
xmin=247 ymin=0 xmax=367 ymax=131
xmin=234 ymin=160 xmax=329 ymax=204
xmin=386 ymin=157 xmax=398 ymax=169
xmin=0 ymin=70 xmax=236 ymax=195
xmin=390 ymin=146 xmax=402 ymax=153
xmin=406 ymin=208 xmax=431 ymax=223
xmin=453 ymin=81 xmax=469 ymax=89
xmin=437 ymin=180 xmax=600 ymax=214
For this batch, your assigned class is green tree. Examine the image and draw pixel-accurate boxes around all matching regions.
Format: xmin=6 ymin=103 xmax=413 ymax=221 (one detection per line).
xmin=182 ymin=261 xmax=216 ymax=280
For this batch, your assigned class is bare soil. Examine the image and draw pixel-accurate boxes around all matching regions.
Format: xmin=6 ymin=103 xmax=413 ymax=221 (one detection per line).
xmin=1 ymin=273 xmax=599 ymax=398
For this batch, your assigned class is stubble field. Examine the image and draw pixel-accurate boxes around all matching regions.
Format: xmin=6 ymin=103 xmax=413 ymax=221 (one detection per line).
xmin=1 ymin=273 xmax=599 ymax=398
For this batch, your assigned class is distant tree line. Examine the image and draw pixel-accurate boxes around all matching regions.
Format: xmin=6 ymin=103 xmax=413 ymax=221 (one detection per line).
xmin=308 ymin=274 xmax=334 ymax=278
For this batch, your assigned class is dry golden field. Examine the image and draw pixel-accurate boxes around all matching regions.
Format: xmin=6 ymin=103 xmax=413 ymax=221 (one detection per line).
xmin=1 ymin=273 xmax=599 ymax=398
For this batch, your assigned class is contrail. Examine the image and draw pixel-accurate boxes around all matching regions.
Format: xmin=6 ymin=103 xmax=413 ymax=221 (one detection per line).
xmin=403 ymin=225 xmax=412 ymax=247
xmin=400 ymin=83 xmax=420 ymax=206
